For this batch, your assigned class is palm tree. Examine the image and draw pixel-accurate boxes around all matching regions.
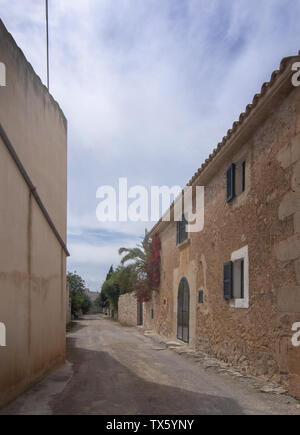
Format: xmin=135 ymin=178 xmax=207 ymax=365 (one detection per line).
xmin=118 ymin=230 xmax=152 ymax=277
xmin=118 ymin=230 xmax=154 ymax=299
xmin=118 ymin=230 xmax=161 ymax=302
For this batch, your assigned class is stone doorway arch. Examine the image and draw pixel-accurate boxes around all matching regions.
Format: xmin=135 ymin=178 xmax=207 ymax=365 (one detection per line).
xmin=177 ymin=277 xmax=190 ymax=343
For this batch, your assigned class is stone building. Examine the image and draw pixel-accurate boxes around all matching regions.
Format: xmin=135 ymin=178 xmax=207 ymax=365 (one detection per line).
xmin=0 ymin=20 xmax=68 ymax=406
xmin=146 ymin=53 xmax=300 ymax=397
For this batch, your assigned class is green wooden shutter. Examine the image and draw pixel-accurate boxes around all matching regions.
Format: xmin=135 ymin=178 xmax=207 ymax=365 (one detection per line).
xmin=240 ymin=259 xmax=244 ymax=298
xmin=242 ymin=161 xmax=246 ymax=192
xmin=226 ymin=164 xmax=235 ymax=202
xmin=223 ymin=261 xmax=233 ymax=300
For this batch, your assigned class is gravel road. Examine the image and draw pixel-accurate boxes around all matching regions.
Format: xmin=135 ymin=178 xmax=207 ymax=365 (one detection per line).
xmin=1 ymin=314 xmax=299 ymax=415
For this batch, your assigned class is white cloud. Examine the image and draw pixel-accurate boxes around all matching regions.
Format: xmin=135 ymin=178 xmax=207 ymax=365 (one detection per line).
xmin=68 ymin=242 xmax=122 ymax=265
xmin=2 ymin=0 xmax=300 ymax=288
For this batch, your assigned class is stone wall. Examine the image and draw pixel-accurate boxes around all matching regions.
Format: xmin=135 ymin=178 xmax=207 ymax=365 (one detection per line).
xmin=143 ymin=295 xmax=155 ymax=331
xmin=118 ymin=293 xmax=138 ymax=326
xmin=275 ymin=115 xmax=300 ymax=397
xmin=149 ymin=68 xmax=300 ymax=397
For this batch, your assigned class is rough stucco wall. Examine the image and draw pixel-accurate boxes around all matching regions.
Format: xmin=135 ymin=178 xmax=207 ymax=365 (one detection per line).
xmin=0 ymin=21 xmax=67 ymax=407
xmin=150 ymin=86 xmax=300 ymax=396
xmin=118 ymin=293 xmax=138 ymax=326
xmin=0 ymin=20 xmax=67 ymax=238
xmin=0 ymin=139 xmax=67 ymax=406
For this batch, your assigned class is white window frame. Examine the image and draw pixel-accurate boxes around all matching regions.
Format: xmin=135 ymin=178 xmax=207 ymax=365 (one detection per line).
xmin=0 ymin=62 xmax=6 ymax=87
xmin=0 ymin=321 xmax=6 ymax=347
xmin=230 ymin=245 xmax=249 ymax=309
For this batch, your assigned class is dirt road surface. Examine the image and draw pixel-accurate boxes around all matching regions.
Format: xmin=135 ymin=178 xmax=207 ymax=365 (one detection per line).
xmin=1 ymin=314 xmax=299 ymax=415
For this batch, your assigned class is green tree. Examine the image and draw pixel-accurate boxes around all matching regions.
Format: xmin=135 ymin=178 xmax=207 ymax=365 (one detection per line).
xmin=67 ymin=271 xmax=86 ymax=316
xmin=118 ymin=230 xmax=153 ymax=298
xmin=82 ymin=293 xmax=92 ymax=314
xmin=94 ymin=268 xmax=113 ymax=310
xmin=106 ymin=265 xmax=114 ymax=280
xmin=97 ymin=291 xmax=109 ymax=309
xmin=118 ymin=230 xmax=161 ymax=302
xmin=101 ymin=272 xmax=121 ymax=312
xmin=114 ymin=265 xmax=137 ymax=294
xmin=118 ymin=230 xmax=152 ymax=275
xmin=96 ymin=231 xmax=158 ymax=313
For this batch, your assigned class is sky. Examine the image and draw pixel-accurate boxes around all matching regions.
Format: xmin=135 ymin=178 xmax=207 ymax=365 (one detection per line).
xmin=1 ymin=0 xmax=300 ymax=291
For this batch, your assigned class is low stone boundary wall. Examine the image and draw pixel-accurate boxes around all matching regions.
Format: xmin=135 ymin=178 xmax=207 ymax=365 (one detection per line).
xmin=118 ymin=292 xmax=138 ymax=325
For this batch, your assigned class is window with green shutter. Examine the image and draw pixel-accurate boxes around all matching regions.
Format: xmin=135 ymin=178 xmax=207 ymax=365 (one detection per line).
xmin=242 ymin=161 xmax=246 ymax=192
xmin=224 ymin=258 xmax=245 ymax=301
xmin=226 ymin=164 xmax=235 ymax=202
xmin=226 ymin=160 xmax=247 ymax=202
xmin=223 ymin=261 xmax=233 ymax=299
xmin=176 ymin=214 xmax=188 ymax=245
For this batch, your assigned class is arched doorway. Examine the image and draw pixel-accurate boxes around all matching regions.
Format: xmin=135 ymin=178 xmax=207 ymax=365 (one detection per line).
xmin=177 ymin=277 xmax=190 ymax=343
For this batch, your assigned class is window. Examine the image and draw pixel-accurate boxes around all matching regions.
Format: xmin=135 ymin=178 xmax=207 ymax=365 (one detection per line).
xmin=226 ymin=160 xmax=246 ymax=202
xmin=223 ymin=261 xmax=233 ymax=299
xmin=226 ymin=164 xmax=235 ymax=202
xmin=223 ymin=245 xmax=249 ymax=308
xmin=224 ymin=258 xmax=244 ymax=299
xmin=233 ymin=259 xmax=244 ymax=299
xmin=176 ymin=214 xmax=188 ymax=245
xmin=242 ymin=161 xmax=246 ymax=192
xmin=198 ymin=290 xmax=204 ymax=304
xmin=223 ymin=259 xmax=245 ymax=300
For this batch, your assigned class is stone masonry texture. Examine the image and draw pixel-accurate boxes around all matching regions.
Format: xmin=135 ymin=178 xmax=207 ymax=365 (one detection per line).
xmin=146 ymin=60 xmax=300 ymax=397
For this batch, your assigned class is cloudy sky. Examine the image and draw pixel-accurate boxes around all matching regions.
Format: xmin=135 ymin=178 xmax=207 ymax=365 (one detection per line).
xmin=1 ymin=0 xmax=300 ymax=290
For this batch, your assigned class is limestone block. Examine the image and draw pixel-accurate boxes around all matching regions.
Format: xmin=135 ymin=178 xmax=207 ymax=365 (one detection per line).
xmin=275 ymin=234 xmax=300 ymax=262
xmin=295 ymin=259 xmax=300 ymax=285
xmin=279 ymin=191 xmax=300 ymax=220
xmin=277 ymin=144 xmax=292 ymax=169
xmin=277 ymin=136 xmax=300 ymax=168
xmin=291 ymin=160 xmax=300 ymax=191
xmin=296 ymin=112 xmax=300 ymax=134
xmin=295 ymin=212 xmax=300 ymax=234
xmin=291 ymin=135 xmax=300 ymax=164
xmin=288 ymin=374 xmax=300 ymax=398
xmin=288 ymin=345 xmax=300 ymax=374
xmin=277 ymin=286 xmax=300 ymax=313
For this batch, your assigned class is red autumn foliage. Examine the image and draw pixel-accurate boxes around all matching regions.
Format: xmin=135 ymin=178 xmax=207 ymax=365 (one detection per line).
xmin=135 ymin=234 xmax=161 ymax=303
xmin=149 ymin=234 xmax=161 ymax=289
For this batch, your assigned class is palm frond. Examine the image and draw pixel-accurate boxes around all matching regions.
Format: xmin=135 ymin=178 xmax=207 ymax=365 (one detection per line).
xmin=119 ymin=248 xmax=146 ymax=265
